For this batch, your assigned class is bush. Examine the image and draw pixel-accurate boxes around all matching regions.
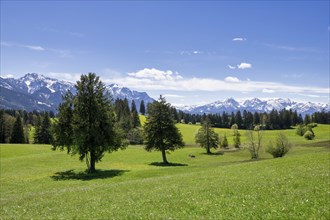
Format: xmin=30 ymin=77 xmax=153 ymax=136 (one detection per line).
xmin=221 ymin=134 xmax=228 ymax=148
xmin=307 ymin=123 xmax=317 ymax=128
xmin=296 ymin=124 xmax=306 ymax=136
xmin=233 ymin=133 xmax=241 ymax=148
xmin=267 ymin=133 xmax=291 ymax=158
xmin=304 ymin=130 xmax=315 ymax=140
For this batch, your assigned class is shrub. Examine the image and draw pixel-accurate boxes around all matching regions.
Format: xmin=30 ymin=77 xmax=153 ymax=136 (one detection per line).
xmin=246 ymin=126 xmax=263 ymax=159
xmin=307 ymin=123 xmax=317 ymax=128
xmin=267 ymin=133 xmax=291 ymax=158
xmin=233 ymin=133 xmax=241 ymax=148
xmin=296 ymin=124 xmax=306 ymax=136
xmin=221 ymin=134 xmax=228 ymax=148
xmin=304 ymin=130 xmax=315 ymax=140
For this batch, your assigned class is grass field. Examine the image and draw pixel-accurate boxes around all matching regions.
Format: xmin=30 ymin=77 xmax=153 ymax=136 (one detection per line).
xmin=1 ymin=123 xmax=329 ymax=219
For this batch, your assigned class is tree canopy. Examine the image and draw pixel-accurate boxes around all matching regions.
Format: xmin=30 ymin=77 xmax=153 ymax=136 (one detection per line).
xmin=143 ymin=96 xmax=184 ymax=164
xmin=195 ymin=117 xmax=220 ymax=154
xmin=52 ymin=73 xmax=126 ymax=173
xmin=10 ymin=115 xmax=25 ymax=143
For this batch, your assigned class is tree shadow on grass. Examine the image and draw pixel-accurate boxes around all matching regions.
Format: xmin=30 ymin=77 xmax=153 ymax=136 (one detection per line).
xmin=149 ymin=162 xmax=188 ymax=167
xmin=51 ymin=169 xmax=129 ymax=181
xmin=201 ymin=151 xmax=224 ymax=156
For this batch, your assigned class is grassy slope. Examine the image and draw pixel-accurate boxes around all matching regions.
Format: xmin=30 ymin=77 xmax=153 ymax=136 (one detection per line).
xmin=0 ymin=123 xmax=329 ymax=219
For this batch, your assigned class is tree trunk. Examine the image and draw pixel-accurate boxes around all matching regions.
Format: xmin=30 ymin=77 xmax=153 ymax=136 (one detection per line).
xmin=161 ymin=148 xmax=169 ymax=164
xmin=88 ymin=152 xmax=96 ymax=173
xmin=207 ymin=146 xmax=211 ymax=154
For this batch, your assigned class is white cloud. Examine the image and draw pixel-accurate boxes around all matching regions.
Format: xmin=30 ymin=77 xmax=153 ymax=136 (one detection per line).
xmin=224 ymin=76 xmax=240 ymax=83
xmin=163 ymin=94 xmax=185 ymax=98
xmin=128 ymin=68 xmax=183 ymax=81
xmin=232 ymin=37 xmax=247 ymax=41
xmin=1 ymin=74 xmax=14 ymax=78
xmin=24 ymin=45 xmax=45 ymax=51
xmin=262 ymin=88 xmax=275 ymax=93
xmin=237 ymin=62 xmax=252 ymax=69
xmin=180 ymin=50 xmax=203 ymax=55
xmin=228 ymin=65 xmax=236 ymax=69
xmin=108 ymin=68 xmax=328 ymax=97
xmin=48 ymin=72 xmax=81 ymax=83
xmin=193 ymin=51 xmax=202 ymax=54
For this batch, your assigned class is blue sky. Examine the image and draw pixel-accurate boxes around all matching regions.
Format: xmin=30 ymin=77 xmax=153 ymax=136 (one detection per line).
xmin=1 ymin=1 xmax=329 ymax=106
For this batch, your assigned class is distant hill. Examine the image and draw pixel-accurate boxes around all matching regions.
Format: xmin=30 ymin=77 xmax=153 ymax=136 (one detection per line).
xmin=0 ymin=73 xmax=154 ymax=112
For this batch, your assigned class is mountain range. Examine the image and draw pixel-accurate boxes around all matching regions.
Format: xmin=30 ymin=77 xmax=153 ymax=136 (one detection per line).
xmin=0 ymin=73 xmax=328 ymax=115
xmin=0 ymin=73 xmax=154 ymax=112
xmin=177 ymin=97 xmax=329 ymax=115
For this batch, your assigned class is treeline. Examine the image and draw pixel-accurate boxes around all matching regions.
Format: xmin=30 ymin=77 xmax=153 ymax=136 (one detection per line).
xmin=0 ymin=98 xmax=144 ymax=144
xmin=1 ymin=104 xmax=329 ymax=144
xmin=0 ymin=109 xmax=55 ymax=144
xmin=173 ymin=109 xmax=330 ymax=129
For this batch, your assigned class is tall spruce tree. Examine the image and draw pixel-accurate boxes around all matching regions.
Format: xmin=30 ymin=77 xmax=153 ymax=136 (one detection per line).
xmin=33 ymin=115 xmax=42 ymax=144
xmin=139 ymin=100 xmax=146 ymax=115
xmin=10 ymin=115 xmax=25 ymax=143
xmin=143 ymin=96 xmax=184 ymax=164
xmin=0 ymin=110 xmax=6 ymax=143
xmin=131 ymin=100 xmax=141 ymax=128
xmin=52 ymin=73 xmax=126 ymax=173
xmin=195 ymin=117 xmax=219 ymax=154
xmin=40 ymin=112 xmax=52 ymax=144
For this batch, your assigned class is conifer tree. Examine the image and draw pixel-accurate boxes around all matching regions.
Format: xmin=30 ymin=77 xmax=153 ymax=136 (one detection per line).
xmin=40 ymin=112 xmax=52 ymax=144
xmin=195 ymin=117 xmax=219 ymax=154
xmin=144 ymin=96 xmax=184 ymax=164
xmin=139 ymin=100 xmax=146 ymax=115
xmin=34 ymin=115 xmax=42 ymax=144
xmin=10 ymin=115 xmax=25 ymax=143
xmin=52 ymin=73 xmax=126 ymax=173
xmin=221 ymin=134 xmax=228 ymax=148
xmin=131 ymin=100 xmax=141 ymax=128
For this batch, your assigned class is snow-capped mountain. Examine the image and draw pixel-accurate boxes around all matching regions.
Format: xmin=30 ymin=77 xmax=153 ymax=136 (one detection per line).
xmin=177 ymin=98 xmax=329 ymax=115
xmin=0 ymin=73 xmax=154 ymax=112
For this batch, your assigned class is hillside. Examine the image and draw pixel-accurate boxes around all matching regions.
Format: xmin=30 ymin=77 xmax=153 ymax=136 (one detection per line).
xmin=0 ymin=124 xmax=329 ymax=219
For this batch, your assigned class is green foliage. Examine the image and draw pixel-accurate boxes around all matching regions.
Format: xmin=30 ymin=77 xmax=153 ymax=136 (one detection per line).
xmin=10 ymin=115 xmax=25 ymax=143
xmin=52 ymin=73 xmax=126 ymax=173
xmin=304 ymin=130 xmax=315 ymax=140
xmin=307 ymin=123 xmax=318 ymax=128
xmin=233 ymin=132 xmax=241 ymax=148
xmin=40 ymin=112 xmax=52 ymax=144
xmin=131 ymin=100 xmax=141 ymax=128
xmin=267 ymin=133 xmax=291 ymax=158
xmin=139 ymin=100 xmax=146 ymax=115
xmin=195 ymin=117 xmax=219 ymax=154
xmin=127 ymin=128 xmax=144 ymax=145
xmin=221 ymin=134 xmax=228 ymax=148
xmin=296 ymin=124 xmax=306 ymax=136
xmin=143 ymin=96 xmax=184 ymax=163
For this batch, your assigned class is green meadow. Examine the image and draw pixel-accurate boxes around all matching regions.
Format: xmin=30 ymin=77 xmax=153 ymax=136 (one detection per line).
xmin=1 ymin=123 xmax=329 ymax=219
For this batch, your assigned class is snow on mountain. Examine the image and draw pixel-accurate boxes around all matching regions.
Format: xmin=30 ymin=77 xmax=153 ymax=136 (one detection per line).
xmin=1 ymin=73 xmax=328 ymax=115
xmin=0 ymin=73 xmax=154 ymax=112
xmin=176 ymin=98 xmax=329 ymax=115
